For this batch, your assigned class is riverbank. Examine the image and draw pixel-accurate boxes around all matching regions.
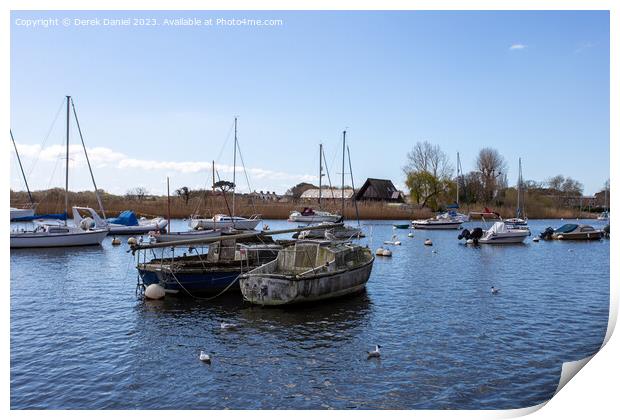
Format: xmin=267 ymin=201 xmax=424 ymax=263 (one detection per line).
xmin=10 ymin=189 xmax=600 ymax=220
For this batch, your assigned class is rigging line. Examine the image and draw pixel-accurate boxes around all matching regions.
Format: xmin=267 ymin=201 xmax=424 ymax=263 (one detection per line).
xmin=26 ymin=97 xmax=65 ymax=179
xmin=10 ymin=130 xmax=34 ymax=205
xmin=322 ymin=146 xmax=336 ymax=199
xmin=192 ymin=120 xmax=236 ymax=216
xmin=234 ymin=139 xmax=258 ymax=215
xmin=71 ymin=98 xmax=106 ymax=219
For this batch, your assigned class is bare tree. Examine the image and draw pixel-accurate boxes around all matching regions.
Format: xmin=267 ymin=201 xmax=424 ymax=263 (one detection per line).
xmin=476 ymin=148 xmax=507 ymax=203
xmin=176 ymin=186 xmax=192 ymax=205
xmin=546 ymin=175 xmax=565 ymax=191
xmin=403 ymin=141 xmax=454 ymax=208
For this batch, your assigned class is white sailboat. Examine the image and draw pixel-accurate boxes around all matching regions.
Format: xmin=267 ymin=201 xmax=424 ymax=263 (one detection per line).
xmin=288 ymin=143 xmax=341 ymax=223
xmin=189 ymin=117 xmax=262 ymax=231
xmin=10 ymin=96 xmax=108 ymax=248
xmin=505 ymin=158 xmax=528 ymax=227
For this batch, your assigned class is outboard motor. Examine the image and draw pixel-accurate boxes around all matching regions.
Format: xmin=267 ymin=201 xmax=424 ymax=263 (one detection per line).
xmin=469 ymin=227 xmax=483 ymax=244
xmin=458 ymin=229 xmax=471 ymax=240
xmin=540 ymin=227 xmax=554 ymax=240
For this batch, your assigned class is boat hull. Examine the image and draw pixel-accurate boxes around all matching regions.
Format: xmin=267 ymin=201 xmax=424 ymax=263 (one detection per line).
xmin=479 ymin=233 xmax=529 ymax=244
xmin=10 ymin=229 xmax=108 ymax=248
xmin=108 ymin=221 xmax=168 ymax=235
xmin=138 ymin=267 xmax=241 ymax=295
xmin=240 ymin=258 xmax=374 ymax=306
xmin=551 ymin=232 xmax=604 ymax=240
xmin=412 ymin=222 xmax=462 ymax=230
xmin=10 ymin=208 xmax=35 ymax=221
xmin=288 ymin=214 xmax=342 ymax=223
xmin=189 ymin=219 xmax=260 ymax=231
xmin=153 ymin=230 xmax=221 ymax=243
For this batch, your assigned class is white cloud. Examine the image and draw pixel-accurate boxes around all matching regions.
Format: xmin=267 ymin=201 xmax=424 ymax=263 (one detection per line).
xmin=509 ymin=44 xmax=527 ymax=50
xmin=14 ymin=142 xmax=316 ymax=193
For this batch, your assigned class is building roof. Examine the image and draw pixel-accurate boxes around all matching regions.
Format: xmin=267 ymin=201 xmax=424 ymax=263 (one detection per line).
xmin=355 ymin=178 xmax=404 ymax=202
xmin=300 ymin=188 xmax=355 ymax=199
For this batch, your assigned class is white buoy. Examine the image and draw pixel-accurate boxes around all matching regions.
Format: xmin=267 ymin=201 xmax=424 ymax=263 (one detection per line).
xmin=382 ymin=248 xmax=392 ymax=257
xmin=466 ymin=239 xmax=474 ymax=244
xmin=127 ymin=237 xmax=137 ymax=245
xmin=111 ymin=237 xmax=121 ymax=246
xmin=375 ymin=247 xmax=385 ymax=255
xmin=532 ymin=237 xmax=540 ymax=242
xmin=144 ymin=284 xmax=165 ymax=300
xmin=408 ymin=232 xmax=414 ymax=238
xmin=424 ymin=239 xmax=433 ymax=246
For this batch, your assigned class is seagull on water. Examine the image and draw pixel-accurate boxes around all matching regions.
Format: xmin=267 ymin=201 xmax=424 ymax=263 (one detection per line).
xmin=199 ymin=351 xmax=211 ymax=364
xmin=367 ymin=344 xmax=382 ymax=359
xmin=491 ymin=286 xmax=500 ymax=294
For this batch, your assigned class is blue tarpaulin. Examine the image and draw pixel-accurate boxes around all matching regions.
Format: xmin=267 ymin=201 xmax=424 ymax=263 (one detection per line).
xmin=12 ymin=212 xmax=67 ymax=222
xmin=107 ymin=210 xmax=139 ymax=226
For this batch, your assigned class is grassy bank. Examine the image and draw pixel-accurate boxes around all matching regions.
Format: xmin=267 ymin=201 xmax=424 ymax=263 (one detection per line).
xmin=10 ymin=189 xmax=598 ymax=220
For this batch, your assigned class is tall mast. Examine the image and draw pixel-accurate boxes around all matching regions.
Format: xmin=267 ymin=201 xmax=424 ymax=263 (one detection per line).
xmin=341 ymin=130 xmax=346 ymax=218
xmin=456 ymin=152 xmax=460 ymax=206
xmin=347 ymin=145 xmax=360 ymax=226
xmin=10 ymin=130 xmax=34 ymax=206
xmin=318 ymin=143 xmax=323 ymax=208
xmin=232 ymin=117 xmax=237 ymax=218
xmin=71 ymin=98 xmax=106 ymax=219
xmin=166 ymin=177 xmax=171 ymax=233
xmin=65 ymin=95 xmax=70 ymax=226
xmin=517 ymin=158 xmax=521 ymax=213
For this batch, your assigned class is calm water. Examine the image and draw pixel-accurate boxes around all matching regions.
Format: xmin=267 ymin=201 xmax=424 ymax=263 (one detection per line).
xmin=10 ymin=218 xmax=610 ymax=409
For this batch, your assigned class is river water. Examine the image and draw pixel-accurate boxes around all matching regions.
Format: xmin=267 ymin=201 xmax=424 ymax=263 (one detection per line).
xmin=10 ymin=218 xmax=610 ymax=409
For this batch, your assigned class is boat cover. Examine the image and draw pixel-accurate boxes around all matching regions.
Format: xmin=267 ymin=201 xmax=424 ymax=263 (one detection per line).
xmin=107 ymin=210 xmax=139 ymax=226
xmin=446 ymin=203 xmax=460 ymax=209
xmin=12 ymin=212 xmax=67 ymax=221
xmin=487 ymin=222 xmax=509 ymax=234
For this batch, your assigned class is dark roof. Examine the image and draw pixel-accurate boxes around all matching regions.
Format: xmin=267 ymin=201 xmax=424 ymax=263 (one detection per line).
xmin=355 ymin=178 xmax=404 ymax=202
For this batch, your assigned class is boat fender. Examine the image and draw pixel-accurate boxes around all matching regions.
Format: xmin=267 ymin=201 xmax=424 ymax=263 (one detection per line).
xmin=144 ymin=284 xmax=165 ymax=300
xmin=557 ymin=235 xmax=564 ymax=240
xmin=408 ymin=232 xmax=414 ymax=238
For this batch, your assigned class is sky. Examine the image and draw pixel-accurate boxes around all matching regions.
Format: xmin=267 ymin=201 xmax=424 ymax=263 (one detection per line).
xmin=10 ymin=10 xmax=610 ymax=196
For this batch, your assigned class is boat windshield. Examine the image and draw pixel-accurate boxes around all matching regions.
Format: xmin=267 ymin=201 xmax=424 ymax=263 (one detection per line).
xmin=555 ymin=224 xmax=578 ymax=233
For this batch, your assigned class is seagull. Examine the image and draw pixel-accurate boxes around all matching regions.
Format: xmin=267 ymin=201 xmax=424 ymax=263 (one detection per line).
xmin=491 ymin=286 xmax=500 ymax=294
xmin=367 ymin=344 xmax=382 ymax=359
xmin=199 ymin=351 xmax=211 ymax=364
xmin=220 ymin=322 xmax=237 ymax=330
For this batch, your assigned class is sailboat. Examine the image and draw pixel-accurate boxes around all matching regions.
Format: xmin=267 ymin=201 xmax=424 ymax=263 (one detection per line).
xmin=439 ymin=152 xmax=470 ymax=223
xmin=10 ymin=96 xmax=108 ymax=248
xmin=597 ymin=183 xmax=609 ymax=221
xmin=288 ymin=144 xmax=341 ymax=223
xmin=505 ymin=158 xmax=528 ymax=227
xmin=189 ymin=118 xmax=262 ymax=231
xmin=296 ymin=131 xmax=363 ymax=239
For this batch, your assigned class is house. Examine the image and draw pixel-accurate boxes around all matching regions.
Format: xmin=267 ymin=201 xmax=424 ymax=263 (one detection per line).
xmin=354 ymin=178 xmax=405 ymax=203
xmin=250 ymin=190 xmax=279 ymax=201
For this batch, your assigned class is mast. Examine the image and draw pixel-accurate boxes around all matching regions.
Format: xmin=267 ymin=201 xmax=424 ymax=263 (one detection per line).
xmin=341 ymin=130 xmax=346 ymax=218
xmin=10 ymin=130 xmax=34 ymax=206
xmin=318 ymin=143 xmax=323 ymax=208
xmin=212 ymin=160 xmax=216 ymax=230
xmin=167 ymin=177 xmax=171 ymax=233
xmin=65 ymin=95 xmax=70 ymax=226
xmin=232 ymin=117 xmax=237 ymax=218
xmin=516 ymin=157 xmax=522 ymax=218
xmin=347 ymin=145 xmax=360 ymax=226
xmin=456 ymin=152 xmax=460 ymax=206
xmin=71 ymin=98 xmax=106 ymax=218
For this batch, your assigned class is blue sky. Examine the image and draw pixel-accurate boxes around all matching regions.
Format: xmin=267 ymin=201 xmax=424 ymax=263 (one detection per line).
xmin=10 ymin=10 xmax=609 ymax=196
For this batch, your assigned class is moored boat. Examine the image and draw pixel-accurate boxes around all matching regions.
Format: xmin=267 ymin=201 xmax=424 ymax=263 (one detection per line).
xmin=10 ymin=207 xmax=35 ymax=221
xmin=288 ymin=208 xmax=342 ymax=223
xmin=150 ymin=228 xmax=222 ymax=243
xmin=412 ymin=213 xmax=462 ymax=230
xmin=239 ymin=240 xmax=374 ymax=305
xmin=137 ymin=238 xmax=283 ymax=295
xmin=189 ymin=214 xmax=262 ymax=231
xmin=105 ymin=210 xmax=168 ymax=235
xmin=540 ymin=224 xmax=604 ymax=240
xmin=477 ymin=221 xmax=530 ymax=244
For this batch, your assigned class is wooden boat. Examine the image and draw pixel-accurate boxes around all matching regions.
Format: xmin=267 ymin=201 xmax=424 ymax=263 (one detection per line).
xmin=239 ymin=240 xmax=374 ymax=305
xmin=137 ymin=238 xmax=283 ymax=295
xmin=540 ymin=224 xmax=604 ymax=240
